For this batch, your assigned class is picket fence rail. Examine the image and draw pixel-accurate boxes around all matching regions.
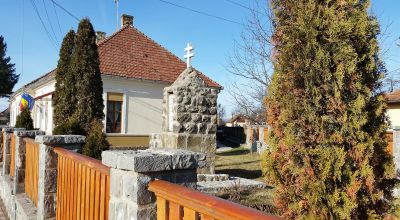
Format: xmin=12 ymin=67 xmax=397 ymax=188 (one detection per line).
xmin=24 ymin=137 xmax=40 ymax=207
xmin=9 ymin=134 xmax=15 ymax=177
xmin=149 ymin=180 xmax=281 ymax=220
xmin=54 ymin=147 xmax=110 ymax=220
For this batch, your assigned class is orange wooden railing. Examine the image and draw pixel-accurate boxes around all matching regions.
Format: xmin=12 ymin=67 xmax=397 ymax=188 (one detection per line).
xmin=149 ymin=180 xmax=281 ymax=220
xmin=55 ymin=147 xmax=110 ymax=220
xmin=10 ymin=134 xmax=15 ymax=177
xmin=24 ymin=137 xmax=40 ymax=207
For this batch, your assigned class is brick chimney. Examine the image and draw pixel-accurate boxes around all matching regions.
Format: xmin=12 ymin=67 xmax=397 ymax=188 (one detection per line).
xmin=96 ymin=31 xmax=106 ymax=42
xmin=121 ymin=14 xmax=133 ymax=27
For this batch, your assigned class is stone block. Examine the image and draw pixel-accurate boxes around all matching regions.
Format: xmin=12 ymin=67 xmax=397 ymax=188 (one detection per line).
xmin=127 ymin=203 xmax=156 ymax=220
xmin=110 ymin=169 xmax=124 ymax=198
xmin=114 ymin=200 xmax=127 ymax=220
xmin=35 ymin=135 xmax=86 ymax=145
xmin=14 ymin=130 xmax=45 ymax=138
xmin=209 ymin=107 xmax=217 ymax=115
xmin=184 ymin=123 xmax=197 ymax=134
xmin=2 ymin=127 xmax=25 ymax=133
xmin=206 ymin=124 xmax=217 ymax=134
xmin=102 ymin=149 xmax=206 ymax=172
xmin=15 ymin=193 xmax=37 ymax=220
xmin=135 ymin=174 xmax=154 ymax=205
xmin=43 ymin=146 xmax=58 ymax=169
xmin=199 ymin=106 xmax=208 ymax=114
xmin=44 ymin=169 xmax=58 ymax=193
xmin=176 ymin=113 xmax=191 ymax=124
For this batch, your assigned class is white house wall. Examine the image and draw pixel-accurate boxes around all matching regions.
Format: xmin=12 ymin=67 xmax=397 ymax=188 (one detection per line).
xmin=9 ymin=94 xmax=22 ymax=126
xmin=33 ymin=81 xmax=55 ymax=134
xmin=10 ymin=76 xmax=165 ymax=135
xmin=388 ymin=104 xmax=400 ymax=129
xmin=103 ymin=77 xmax=164 ymax=135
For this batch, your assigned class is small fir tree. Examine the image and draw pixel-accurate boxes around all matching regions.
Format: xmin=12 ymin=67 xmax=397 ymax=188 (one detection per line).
xmin=82 ymin=119 xmax=110 ymax=159
xmin=53 ymin=30 xmax=76 ymax=127
xmin=53 ymin=116 xmax=85 ymax=135
xmin=72 ymin=18 xmax=104 ymax=132
xmin=0 ymin=36 xmax=19 ymax=97
xmin=15 ymin=107 xmax=34 ymax=130
xmin=263 ymin=0 xmax=395 ymax=219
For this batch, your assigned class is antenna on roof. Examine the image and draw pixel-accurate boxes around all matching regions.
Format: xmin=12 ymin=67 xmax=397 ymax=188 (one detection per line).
xmin=114 ymin=0 xmax=119 ymax=31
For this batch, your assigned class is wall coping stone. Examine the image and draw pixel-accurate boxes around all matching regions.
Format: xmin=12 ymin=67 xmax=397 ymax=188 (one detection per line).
xmin=35 ymin=135 xmax=86 ymax=145
xmin=102 ymin=148 xmax=206 ymax=172
xmin=14 ymin=130 xmax=45 ymax=137
xmin=2 ymin=128 xmax=25 ymax=133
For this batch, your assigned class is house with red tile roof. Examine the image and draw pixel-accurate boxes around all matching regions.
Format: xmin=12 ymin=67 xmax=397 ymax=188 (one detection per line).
xmin=9 ymin=15 xmax=221 ymax=146
xmin=385 ymin=89 xmax=400 ymax=129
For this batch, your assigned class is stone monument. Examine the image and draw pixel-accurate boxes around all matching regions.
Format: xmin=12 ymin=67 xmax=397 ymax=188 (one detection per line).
xmin=150 ymin=43 xmax=220 ymax=173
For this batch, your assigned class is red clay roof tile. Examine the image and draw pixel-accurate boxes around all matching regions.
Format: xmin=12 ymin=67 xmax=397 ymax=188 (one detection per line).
xmin=385 ymin=89 xmax=400 ymax=103
xmin=24 ymin=25 xmax=222 ymax=90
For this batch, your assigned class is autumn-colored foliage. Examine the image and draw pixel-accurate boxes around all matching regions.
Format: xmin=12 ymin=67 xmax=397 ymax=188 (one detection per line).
xmin=263 ymin=0 xmax=396 ymax=219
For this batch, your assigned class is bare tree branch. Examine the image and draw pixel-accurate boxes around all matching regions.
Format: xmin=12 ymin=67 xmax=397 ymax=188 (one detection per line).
xmin=226 ymin=0 xmax=272 ymax=124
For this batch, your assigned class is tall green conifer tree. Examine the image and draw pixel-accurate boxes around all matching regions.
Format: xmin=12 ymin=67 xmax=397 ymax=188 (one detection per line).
xmin=263 ymin=0 xmax=395 ymax=219
xmin=72 ymin=18 xmax=104 ymax=132
xmin=0 ymin=36 xmax=19 ymax=97
xmin=53 ymin=30 xmax=76 ymax=126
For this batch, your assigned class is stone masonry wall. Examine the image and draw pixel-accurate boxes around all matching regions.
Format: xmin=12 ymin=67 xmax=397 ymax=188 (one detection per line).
xmin=102 ymin=148 xmax=206 ymax=220
xmin=150 ymin=67 xmax=220 ymax=174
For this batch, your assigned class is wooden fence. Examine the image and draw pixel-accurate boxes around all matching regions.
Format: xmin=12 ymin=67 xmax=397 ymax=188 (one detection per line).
xmin=24 ymin=137 xmax=39 ymax=207
xmin=222 ymin=127 xmax=246 ymax=144
xmin=149 ymin=180 xmax=280 ymax=220
xmin=10 ymin=134 xmax=15 ymax=177
xmin=55 ymin=147 xmax=110 ymax=220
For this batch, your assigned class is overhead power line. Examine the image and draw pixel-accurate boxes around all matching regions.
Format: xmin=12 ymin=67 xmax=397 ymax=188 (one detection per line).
xmin=30 ymin=0 xmax=58 ymax=50
xmin=225 ymin=0 xmax=253 ymax=12
xmin=42 ymin=0 xmax=59 ymax=43
xmin=51 ymin=0 xmax=63 ymax=37
xmin=50 ymin=0 xmax=80 ymax=22
xmin=224 ymin=0 xmax=267 ymax=15
xmin=158 ymin=0 xmax=245 ymax=26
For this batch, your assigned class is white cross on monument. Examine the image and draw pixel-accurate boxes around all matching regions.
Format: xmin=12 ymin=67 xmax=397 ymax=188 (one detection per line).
xmin=184 ymin=43 xmax=194 ymax=68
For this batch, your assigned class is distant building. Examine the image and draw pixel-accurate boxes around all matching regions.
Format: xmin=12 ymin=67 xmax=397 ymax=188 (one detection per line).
xmin=385 ymin=89 xmax=400 ymax=129
xmin=225 ymin=115 xmax=249 ymax=127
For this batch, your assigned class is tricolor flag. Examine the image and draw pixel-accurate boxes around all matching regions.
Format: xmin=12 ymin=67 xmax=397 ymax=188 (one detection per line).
xmin=19 ymin=93 xmax=35 ymax=111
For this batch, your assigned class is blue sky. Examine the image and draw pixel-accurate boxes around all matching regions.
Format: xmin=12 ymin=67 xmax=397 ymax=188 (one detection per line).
xmin=0 ymin=0 xmax=399 ymax=114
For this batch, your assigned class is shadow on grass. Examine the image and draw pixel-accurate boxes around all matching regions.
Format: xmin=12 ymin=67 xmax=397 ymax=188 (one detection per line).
xmin=216 ymin=149 xmax=250 ymax=156
xmin=216 ymin=160 xmax=260 ymax=167
xmin=216 ymin=168 xmax=262 ymax=180
xmin=217 ymin=139 xmax=242 ymax=148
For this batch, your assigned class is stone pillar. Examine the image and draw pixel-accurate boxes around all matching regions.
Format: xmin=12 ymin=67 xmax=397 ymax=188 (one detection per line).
xmin=13 ymin=130 xmax=45 ymax=194
xmin=102 ymin=148 xmax=206 ymax=220
xmin=35 ymin=135 xmax=86 ymax=220
xmin=2 ymin=128 xmax=25 ymax=176
xmin=0 ymin=125 xmax=9 ymax=163
xmin=149 ymin=67 xmax=220 ymax=174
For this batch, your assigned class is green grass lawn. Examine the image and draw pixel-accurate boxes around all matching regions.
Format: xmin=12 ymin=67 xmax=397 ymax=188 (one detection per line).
xmin=215 ymin=146 xmax=276 ymax=214
xmin=215 ymin=146 xmax=264 ymax=181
